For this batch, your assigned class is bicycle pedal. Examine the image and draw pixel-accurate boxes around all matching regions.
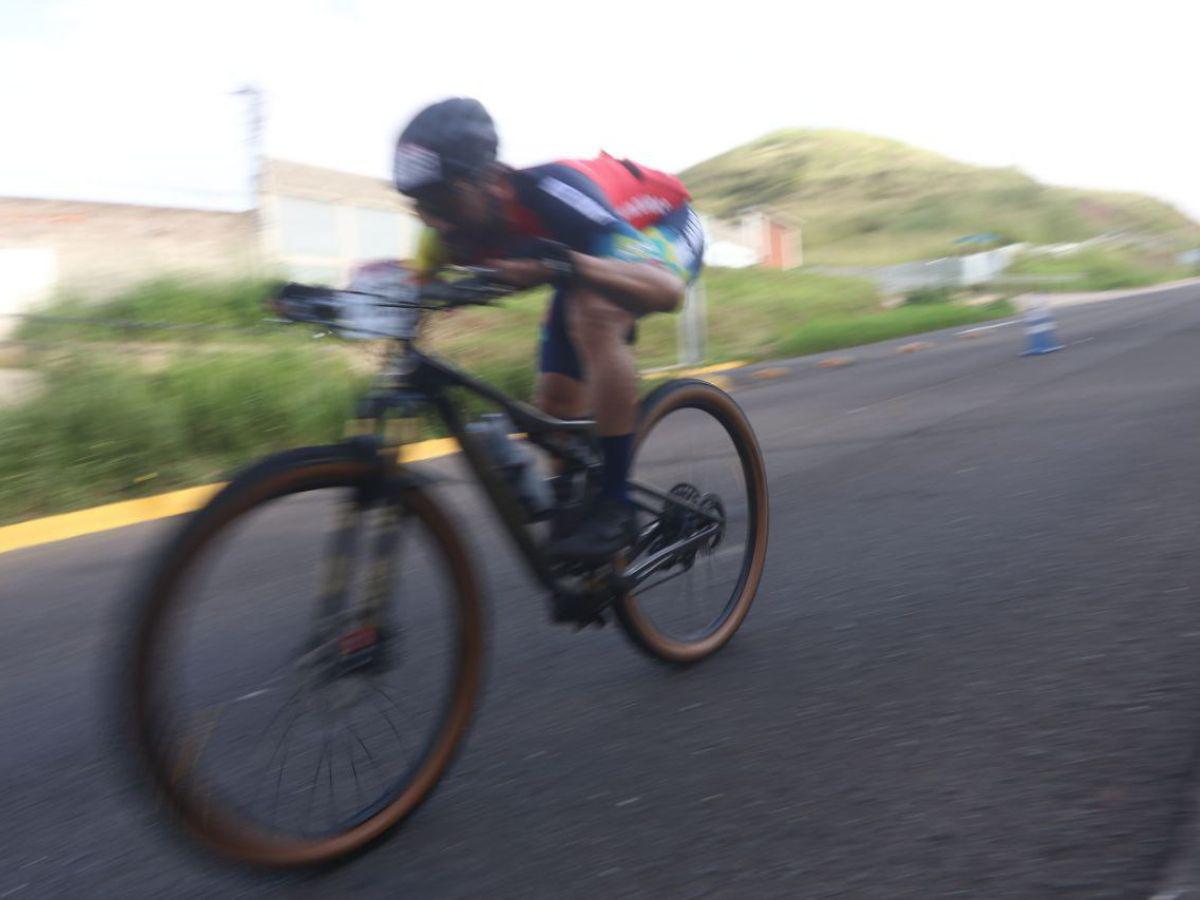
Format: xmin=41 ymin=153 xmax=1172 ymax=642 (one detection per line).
xmin=550 ymin=588 xmax=609 ymax=628
xmin=577 ymin=612 xmax=607 ymax=631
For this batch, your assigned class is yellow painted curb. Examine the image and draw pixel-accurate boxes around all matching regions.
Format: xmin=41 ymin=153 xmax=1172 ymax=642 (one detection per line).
xmin=752 ymin=366 xmax=791 ymax=380
xmin=684 ymin=361 xmax=745 ymax=377
xmin=0 ymin=483 xmax=224 ymax=556
xmin=0 ymin=359 xmax=753 ymax=557
xmin=818 ymin=356 xmax=855 ymax=368
xmin=707 ymin=375 xmax=733 ymax=392
xmin=400 ymin=436 xmax=460 ymax=463
xmin=641 ymin=360 xmax=747 ymax=382
xmin=0 ymin=435 xmax=467 ymax=556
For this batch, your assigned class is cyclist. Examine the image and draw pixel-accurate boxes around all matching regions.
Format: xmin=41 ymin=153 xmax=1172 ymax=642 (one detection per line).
xmin=393 ymin=97 xmax=705 ymax=563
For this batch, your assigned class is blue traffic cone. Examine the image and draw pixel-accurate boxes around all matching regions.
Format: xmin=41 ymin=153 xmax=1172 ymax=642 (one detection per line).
xmin=1020 ymin=303 xmax=1064 ymax=356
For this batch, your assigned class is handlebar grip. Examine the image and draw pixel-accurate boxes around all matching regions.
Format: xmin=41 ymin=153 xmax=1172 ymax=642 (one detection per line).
xmin=420 ymin=276 xmax=512 ymax=306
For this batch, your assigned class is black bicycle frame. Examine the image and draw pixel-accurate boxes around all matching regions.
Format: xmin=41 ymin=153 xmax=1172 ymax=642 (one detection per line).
xmin=369 ymin=345 xmax=721 ymax=597
xmin=404 ymin=347 xmax=595 ymax=591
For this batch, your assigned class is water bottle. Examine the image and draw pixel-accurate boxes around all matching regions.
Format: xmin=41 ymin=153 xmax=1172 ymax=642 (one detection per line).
xmin=466 ymin=413 xmax=553 ymax=520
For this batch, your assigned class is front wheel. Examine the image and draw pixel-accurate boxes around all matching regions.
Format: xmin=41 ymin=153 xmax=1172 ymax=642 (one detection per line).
xmin=118 ymin=444 xmax=484 ymax=867
xmin=615 ymin=379 xmax=769 ymax=664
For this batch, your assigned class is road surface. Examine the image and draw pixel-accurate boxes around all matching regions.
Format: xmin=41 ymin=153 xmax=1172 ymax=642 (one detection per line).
xmin=3 ymin=283 xmax=1200 ymax=897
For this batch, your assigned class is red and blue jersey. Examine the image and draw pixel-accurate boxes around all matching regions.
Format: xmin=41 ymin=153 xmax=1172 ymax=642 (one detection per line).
xmin=416 ymin=153 xmax=703 ymax=278
xmin=509 ymin=153 xmax=692 ymax=243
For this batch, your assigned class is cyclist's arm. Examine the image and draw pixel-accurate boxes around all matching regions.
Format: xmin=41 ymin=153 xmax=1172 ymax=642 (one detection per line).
xmin=504 ymin=167 xmax=684 ymax=314
xmin=565 ymin=251 xmax=682 ymax=315
xmin=412 ymin=226 xmax=451 ymax=281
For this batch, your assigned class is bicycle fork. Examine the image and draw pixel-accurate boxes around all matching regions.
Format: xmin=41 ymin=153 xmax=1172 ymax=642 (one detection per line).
xmin=310 ymin=472 xmax=407 ymax=677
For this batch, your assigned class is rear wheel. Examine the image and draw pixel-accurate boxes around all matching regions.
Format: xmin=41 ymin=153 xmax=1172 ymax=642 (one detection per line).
xmin=120 ymin=445 xmax=484 ymax=867
xmin=615 ymin=379 xmax=769 ymax=664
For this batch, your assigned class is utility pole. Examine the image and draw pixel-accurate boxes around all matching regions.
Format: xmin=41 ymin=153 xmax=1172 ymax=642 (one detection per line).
xmin=233 ymin=85 xmax=265 ymax=268
xmin=678 ymin=278 xmax=707 ymax=366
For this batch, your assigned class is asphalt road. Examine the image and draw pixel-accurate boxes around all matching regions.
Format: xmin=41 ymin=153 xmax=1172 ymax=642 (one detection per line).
xmin=3 ymin=283 xmax=1200 ymax=898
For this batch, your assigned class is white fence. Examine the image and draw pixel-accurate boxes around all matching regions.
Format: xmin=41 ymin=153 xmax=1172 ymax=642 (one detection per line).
xmin=818 ymin=244 xmax=1025 ymax=296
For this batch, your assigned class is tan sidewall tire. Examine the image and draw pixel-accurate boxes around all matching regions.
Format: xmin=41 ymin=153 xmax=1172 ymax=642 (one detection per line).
xmin=125 ymin=447 xmax=484 ymax=867
xmin=614 ymin=381 xmax=769 ymax=664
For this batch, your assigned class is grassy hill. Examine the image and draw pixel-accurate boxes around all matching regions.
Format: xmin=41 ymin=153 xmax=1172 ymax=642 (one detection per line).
xmin=681 ymin=129 xmax=1200 ymax=265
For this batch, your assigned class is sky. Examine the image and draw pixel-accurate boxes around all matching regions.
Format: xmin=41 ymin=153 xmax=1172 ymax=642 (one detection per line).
xmin=1 ymin=0 xmax=1197 ymax=218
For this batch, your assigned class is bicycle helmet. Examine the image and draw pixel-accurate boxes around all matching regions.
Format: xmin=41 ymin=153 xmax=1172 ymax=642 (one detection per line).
xmin=393 ymin=97 xmax=499 ymax=196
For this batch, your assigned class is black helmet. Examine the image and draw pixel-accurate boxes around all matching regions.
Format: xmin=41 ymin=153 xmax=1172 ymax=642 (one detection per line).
xmin=393 ymin=97 xmax=498 ymax=196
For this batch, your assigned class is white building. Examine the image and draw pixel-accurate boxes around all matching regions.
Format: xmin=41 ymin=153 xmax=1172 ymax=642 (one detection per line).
xmin=701 ymin=208 xmax=802 ymax=269
xmin=258 ymin=158 xmax=421 ymax=285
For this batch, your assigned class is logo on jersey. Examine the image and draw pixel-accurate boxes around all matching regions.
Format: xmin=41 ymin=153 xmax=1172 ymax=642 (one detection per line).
xmin=538 ymin=177 xmax=617 ymax=225
xmin=680 ymin=210 xmax=706 ymax=255
xmin=393 ymin=143 xmax=442 ymax=192
xmin=618 ymin=195 xmax=674 ymax=221
xmin=611 ymin=234 xmax=659 ymax=263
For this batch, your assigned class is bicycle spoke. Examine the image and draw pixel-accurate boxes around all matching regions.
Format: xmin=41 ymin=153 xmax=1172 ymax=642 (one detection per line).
xmin=624 ymin=390 xmax=760 ymax=651
xmin=250 ymin=683 xmax=307 ymax=757
xmin=344 ymin=729 xmax=366 ymax=807
xmin=702 ymin=547 xmax=724 ymax=620
xmin=130 ymin=465 xmax=479 ymax=861
xmin=687 ymin=553 xmax=699 ymax=622
xmin=252 ymin=703 xmax=306 ymax=816
xmin=636 ymin=568 xmax=691 ymax=596
xmin=347 ymin=720 xmax=388 ymax=795
xmin=367 ymin=685 xmax=410 ymax=760
xmin=271 ymin=729 xmax=295 ymax=823
xmin=304 ymin=732 xmax=331 ymax=835
xmin=327 ymin=728 xmax=337 ymax=825
xmin=372 ymin=683 xmax=415 ymax=727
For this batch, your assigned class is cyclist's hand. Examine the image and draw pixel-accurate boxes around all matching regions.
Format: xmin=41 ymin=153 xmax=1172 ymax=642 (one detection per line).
xmin=483 ymin=258 xmax=554 ymax=289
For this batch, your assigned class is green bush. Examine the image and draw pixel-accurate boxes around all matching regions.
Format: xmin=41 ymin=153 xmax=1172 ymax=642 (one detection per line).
xmin=16 ymin=276 xmax=280 ymax=342
xmin=0 ymin=267 xmax=1021 ymax=523
xmin=1006 ymin=247 xmax=1189 ymax=292
xmin=904 ymin=286 xmax=955 ymax=304
xmin=0 ymin=347 xmax=365 ymax=523
xmin=776 ymin=300 xmax=1014 ymax=357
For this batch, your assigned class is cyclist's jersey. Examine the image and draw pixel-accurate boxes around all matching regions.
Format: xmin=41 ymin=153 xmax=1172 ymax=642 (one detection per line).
xmin=413 ymin=152 xmax=701 ymax=279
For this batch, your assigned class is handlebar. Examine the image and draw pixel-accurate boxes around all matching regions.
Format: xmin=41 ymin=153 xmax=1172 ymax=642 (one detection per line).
xmin=268 ymin=268 xmax=518 ymax=339
xmin=269 ymin=238 xmax=573 ymax=335
xmin=417 ymin=271 xmax=514 ymax=307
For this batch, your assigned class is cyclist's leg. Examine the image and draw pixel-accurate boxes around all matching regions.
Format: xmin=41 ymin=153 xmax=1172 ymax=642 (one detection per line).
xmin=536 ymin=287 xmax=589 ymax=420
xmin=630 ymin=204 xmax=706 ymax=287
xmin=566 ymin=287 xmax=639 ymax=439
xmin=548 ymin=207 xmax=704 ymax=558
xmin=566 ymin=203 xmax=705 ymax=454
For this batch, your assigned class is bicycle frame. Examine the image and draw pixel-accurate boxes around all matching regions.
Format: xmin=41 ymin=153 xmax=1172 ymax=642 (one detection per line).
xmin=405 ymin=346 xmax=595 ymax=591
xmin=354 ymin=342 xmax=723 ymax=600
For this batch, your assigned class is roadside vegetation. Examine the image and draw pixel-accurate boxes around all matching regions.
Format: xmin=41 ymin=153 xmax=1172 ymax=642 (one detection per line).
xmin=2 ymin=267 xmax=1016 ymax=523
xmin=0 ymin=347 xmax=364 ymax=525
xmin=1001 ymin=246 xmax=1193 ymax=293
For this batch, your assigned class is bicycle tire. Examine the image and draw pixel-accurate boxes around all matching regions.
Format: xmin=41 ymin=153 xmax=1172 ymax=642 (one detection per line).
xmin=614 ymin=379 xmax=769 ymax=664
xmin=118 ymin=443 xmax=484 ymax=867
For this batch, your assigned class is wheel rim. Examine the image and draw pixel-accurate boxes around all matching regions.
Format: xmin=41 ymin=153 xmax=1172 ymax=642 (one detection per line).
xmin=625 ymin=389 xmax=765 ymax=651
xmin=131 ymin=463 xmax=481 ymax=864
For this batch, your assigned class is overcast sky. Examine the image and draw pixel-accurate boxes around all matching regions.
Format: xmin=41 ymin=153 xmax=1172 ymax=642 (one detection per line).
xmin=2 ymin=0 xmax=1197 ymax=218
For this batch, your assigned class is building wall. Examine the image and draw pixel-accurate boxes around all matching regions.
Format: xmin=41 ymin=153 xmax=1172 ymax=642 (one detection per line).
xmin=0 ymin=197 xmax=257 ymax=299
xmin=0 ymin=159 xmax=426 ymax=316
xmin=700 ymin=211 xmax=800 ymax=269
xmin=0 ymin=248 xmax=57 ymax=337
xmin=701 ymin=215 xmax=758 ymax=267
xmin=259 ymin=159 xmax=421 ymax=286
xmin=0 ymin=196 xmax=258 ymax=330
